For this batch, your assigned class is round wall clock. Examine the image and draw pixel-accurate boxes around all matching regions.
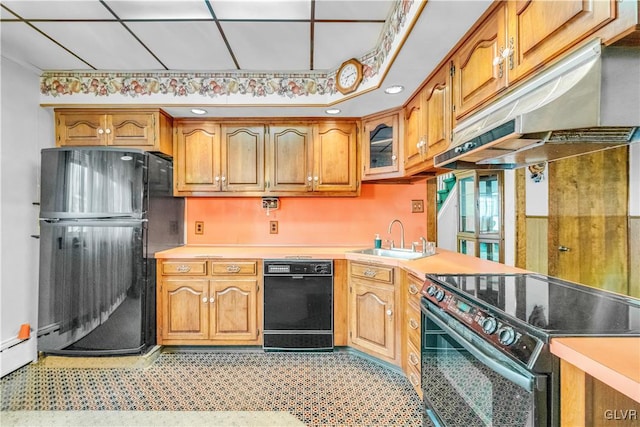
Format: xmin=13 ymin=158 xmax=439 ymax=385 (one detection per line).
xmin=336 ymin=58 xmax=363 ymax=95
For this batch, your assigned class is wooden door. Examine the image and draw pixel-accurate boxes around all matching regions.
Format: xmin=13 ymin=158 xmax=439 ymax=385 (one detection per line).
xmin=267 ymin=125 xmax=313 ymax=192
xmin=424 ymin=63 xmax=452 ymax=162
xmin=221 ymin=125 xmax=265 ymax=192
xmin=453 ymin=3 xmax=507 ymax=120
xmin=507 ymin=0 xmax=615 ymax=82
xmin=210 ymin=279 xmax=259 ymax=342
xmin=161 ymin=279 xmax=209 ymax=340
xmin=174 ymin=121 xmax=221 ymax=193
xmin=548 ymin=147 xmax=629 ymax=294
xmin=56 ymin=112 xmax=107 ymax=146
xmin=313 ymin=122 xmax=358 ymax=193
xmin=349 ymin=281 xmax=395 ymax=360
xmin=108 ymin=111 xmax=156 ymax=147
xmin=403 ymin=92 xmax=424 ymax=172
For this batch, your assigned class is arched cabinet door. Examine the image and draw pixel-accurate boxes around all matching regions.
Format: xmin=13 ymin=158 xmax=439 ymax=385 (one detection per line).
xmin=161 ymin=279 xmax=209 ymax=341
xmin=210 ymin=279 xmax=259 ymax=341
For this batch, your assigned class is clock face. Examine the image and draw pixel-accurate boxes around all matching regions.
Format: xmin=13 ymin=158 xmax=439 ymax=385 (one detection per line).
xmin=339 ymin=64 xmax=358 ymax=88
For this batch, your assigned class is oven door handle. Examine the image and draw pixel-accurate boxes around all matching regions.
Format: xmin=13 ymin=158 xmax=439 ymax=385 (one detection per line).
xmin=425 ymin=308 xmax=537 ymax=392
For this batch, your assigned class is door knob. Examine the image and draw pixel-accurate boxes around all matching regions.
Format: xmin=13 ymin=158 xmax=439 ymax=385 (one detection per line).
xmin=558 ymin=246 xmax=571 ymax=252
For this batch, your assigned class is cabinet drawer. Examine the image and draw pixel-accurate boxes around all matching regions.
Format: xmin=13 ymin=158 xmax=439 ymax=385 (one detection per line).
xmin=350 ymin=262 xmax=394 ymax=284
xmin=406 ymin=339 xmax=422 ymax=395
xmin=406 ymin=279 xmax=422 ymax=306
xmin=162 ymin=260 xmax=207 ymax=275
xmin=406 ymin=306 xmax=421 ymax=349
xmin=211 ymin=260 xmax=257 ymax=276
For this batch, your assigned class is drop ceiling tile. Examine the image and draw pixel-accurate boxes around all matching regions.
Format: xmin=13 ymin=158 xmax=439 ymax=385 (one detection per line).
xmin=315 ymin=0 xmax=393 ymax=21
xmin=314 ymin=22 xmax=382 ymax=70
xmin=211 ymin=1 xmax=311 ymax=20
xmin=1 ymin=0 xmax=113 ymax=19
xmin=1 ymin=22 xmax=91 ymax=70
xmin=126 ymin=21 xmax=236 ymax=70
xmin=1 ymin=6 xmax=19 ymax=19
xmin=221 ymin=22 xmax=309 ymax=70
xmin=104 ymin=0 xmax=213 ymax=20
xmin=33 ymin=22 xmax=163 ymax=70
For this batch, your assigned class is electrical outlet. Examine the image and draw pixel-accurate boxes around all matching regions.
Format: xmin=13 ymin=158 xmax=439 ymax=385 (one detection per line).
xmin=411 ymin=199 xmax=424 ymax=213
xmin=270 ymin=221 xmax=278 ymax=234
xmin=195 ymin=221 xmax=204 ymax=234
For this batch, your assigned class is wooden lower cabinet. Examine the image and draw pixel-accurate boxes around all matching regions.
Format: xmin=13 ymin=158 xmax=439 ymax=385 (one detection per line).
xmin=158 ymin=259 xmax=261 ymax=345
xmin=403 ymin=272 xmax=423 ymax=397
xmin=348 ymin=261 xmax=400 ymax=365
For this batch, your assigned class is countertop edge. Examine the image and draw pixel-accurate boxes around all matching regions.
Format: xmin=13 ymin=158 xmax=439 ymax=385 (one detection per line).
xmin=550 ymin=338 xmax=640 ymax=403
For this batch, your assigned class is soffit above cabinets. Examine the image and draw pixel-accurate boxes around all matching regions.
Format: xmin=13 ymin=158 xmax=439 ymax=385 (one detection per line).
xmin=0 ymin=0 xmax=493 ymax=117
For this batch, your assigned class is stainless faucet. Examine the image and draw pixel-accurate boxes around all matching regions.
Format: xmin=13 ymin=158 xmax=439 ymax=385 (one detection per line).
xmin=388 ymin=219 xmax=405 ymax=249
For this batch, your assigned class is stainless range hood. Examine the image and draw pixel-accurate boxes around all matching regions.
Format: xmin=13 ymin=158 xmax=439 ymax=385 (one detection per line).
xmin=434 ymin=39 xmax=640 ymax=170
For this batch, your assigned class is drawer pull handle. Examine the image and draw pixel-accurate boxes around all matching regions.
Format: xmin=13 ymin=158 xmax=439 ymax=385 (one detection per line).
xmin=363 ymin=269 xmax=377 ymax=278
xmin=408 ymin=284 xmax=419 ymax=295
xmin=409 ymin=352 xmax=419 ymax=366
xmin=409 ymin=318 xmax=419 ymax=330
xmin=176 ymin=265 xmax=192 ymax=273
xmin=409 ymin=372 xmax=420 ymax=386
xmin=226 ymin=265 xmax=241 ymax=273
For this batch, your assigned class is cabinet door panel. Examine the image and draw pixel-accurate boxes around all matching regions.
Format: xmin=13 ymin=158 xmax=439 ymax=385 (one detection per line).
xmin=403 ymin=94 xmax=424 ymax=170
xmin=454 ymin=4 xmax=507 ymax=119
xmin=108 ymin=112 xmax=155 ymax=147
xmin=509 ymin=0 xmax=615 ymax=81
xmin=222 ymin=125 xmax=265 ymax=192
xmin=162 ymin=279 xmax=209 ymax=340
xmin=425 ymin=64 xmax=451 ymax=161
xmin=211 ymin=279 xmax=258 ymax=341
xmin=313 ymin=123 xmax=357 ymax=192
xmin=175 ymin=122 xmax=221 ymax=192
xmin=268 ymin=125 xmax=312 ymax=192
xmin=363 ymin=114 xmax=399 ymax=178
xmin=56 ymin=113 xmax=106 ymax=146
xmin=350 ymin=281 xmax=395 ymax=359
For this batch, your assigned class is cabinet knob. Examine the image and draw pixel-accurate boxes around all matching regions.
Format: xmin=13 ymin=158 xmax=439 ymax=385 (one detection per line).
xmin=215 ymin=176 xmax=220 ymax=182
xmin=98 ymin=128 xmax=105 ymax=135
xmin=221 ymin=176 xmax=226 ymax=182
xmin=209 ymin=297 xmax=215 ymax=303
xmin=105 ymin=128 xmax=111 ymax=135
xmin=386 ymin=309 xmax=393 ymax=316
xmin=314 ymin=176 xmax=319 ymax=182
xmin=202 ymin=297 xmax=208 ymax=303
xmin=558 ymin=246 xmax=571 ymax=252
xmin=409 ymin=318 xmax=419 ymax=330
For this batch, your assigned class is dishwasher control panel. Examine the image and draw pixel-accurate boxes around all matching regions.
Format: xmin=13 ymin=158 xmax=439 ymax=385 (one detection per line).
xmin=264 ymin=259 xmax=333 ymax=275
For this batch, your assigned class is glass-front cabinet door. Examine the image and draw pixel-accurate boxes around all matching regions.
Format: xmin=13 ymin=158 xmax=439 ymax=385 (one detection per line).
xmin=362 ymin=112 xmax=400 ymax=179
xmin=456 ymin=170 xmax=504 ymax=262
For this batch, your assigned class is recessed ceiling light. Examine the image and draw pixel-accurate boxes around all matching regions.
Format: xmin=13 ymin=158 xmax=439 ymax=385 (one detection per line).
xmin=384 ymin=85 xmax=404 ymax=94
xmin=191 ymin=108 xmax=207 ymax=115
xmin=325 ymin=108 xmax=341 ymax=115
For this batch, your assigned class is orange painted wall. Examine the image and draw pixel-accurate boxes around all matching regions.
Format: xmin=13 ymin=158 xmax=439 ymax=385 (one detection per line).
xmin=186 ymin=180 xmax=430 ymax=246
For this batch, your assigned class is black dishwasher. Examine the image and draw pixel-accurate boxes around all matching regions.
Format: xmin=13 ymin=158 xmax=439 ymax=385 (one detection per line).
xmin=263 ymin=259 xmax=333 ymax=351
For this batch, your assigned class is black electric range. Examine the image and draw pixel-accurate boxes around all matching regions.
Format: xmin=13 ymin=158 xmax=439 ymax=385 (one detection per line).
xmin=422 ymin=273 xmax=640 ymax=370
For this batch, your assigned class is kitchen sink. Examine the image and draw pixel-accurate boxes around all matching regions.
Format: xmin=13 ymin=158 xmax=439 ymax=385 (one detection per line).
xmin=349 ymin=248 xmax=433 ymax=260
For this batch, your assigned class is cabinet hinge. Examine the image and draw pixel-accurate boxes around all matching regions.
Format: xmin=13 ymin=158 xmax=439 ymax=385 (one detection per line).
xmin=449 ymin=61 xmax=455 ymax=77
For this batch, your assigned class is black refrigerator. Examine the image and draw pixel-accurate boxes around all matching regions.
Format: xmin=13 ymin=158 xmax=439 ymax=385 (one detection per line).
xmin=38 ymin=147 xmax=184 ymax=355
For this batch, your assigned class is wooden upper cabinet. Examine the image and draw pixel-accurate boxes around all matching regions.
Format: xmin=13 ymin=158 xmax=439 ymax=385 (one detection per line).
xmin=55 ymin=109 xmax=173 ymax=156
xmin=313 ymin=122 xmax=358 ymax=193
xmin=507 ymin=0 xmax=616 ymax=82
xmin=267 ymin=125 xmax=313 ymax=192
xmin=451 ymin=0 xmax=616 ymax=121
xmin=452 ymin=3 xmax=508 ymax=120
xmin=362 ymin=112 xmax=401 ymax=180
xmin=424 ymin=63 xmax=452 ymax=162
xmin=403 ymin=91 xmax=425 ymax=172
xmin=174 ymin=121 xmax=221 ymax=194
xmin=221 ymin=125 xmax=265 ymax=192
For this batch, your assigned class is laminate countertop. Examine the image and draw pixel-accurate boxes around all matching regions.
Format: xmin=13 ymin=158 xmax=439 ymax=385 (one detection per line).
xmin=154 ymin=245 xmax=527 ymax=276
xmin=551 ymin=337 xmax=640 ymax=403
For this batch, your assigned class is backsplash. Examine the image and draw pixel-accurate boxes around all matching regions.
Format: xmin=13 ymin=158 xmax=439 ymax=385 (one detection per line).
xmin=186 ymin=181 xmax=429 ymax=246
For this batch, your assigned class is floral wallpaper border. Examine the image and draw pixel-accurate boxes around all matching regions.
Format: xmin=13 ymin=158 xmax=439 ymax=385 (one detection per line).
xmin=40 ymin=0 xmax=417 ymax=101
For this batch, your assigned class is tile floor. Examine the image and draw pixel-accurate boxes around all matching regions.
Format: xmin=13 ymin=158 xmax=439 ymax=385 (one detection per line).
xmin=1 ymin=349 xmax=423 ymax=426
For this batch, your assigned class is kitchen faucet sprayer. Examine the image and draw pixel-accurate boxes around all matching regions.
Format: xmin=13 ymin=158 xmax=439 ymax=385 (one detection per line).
xmin=388 ymin=219 xmax=405 ymax=249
